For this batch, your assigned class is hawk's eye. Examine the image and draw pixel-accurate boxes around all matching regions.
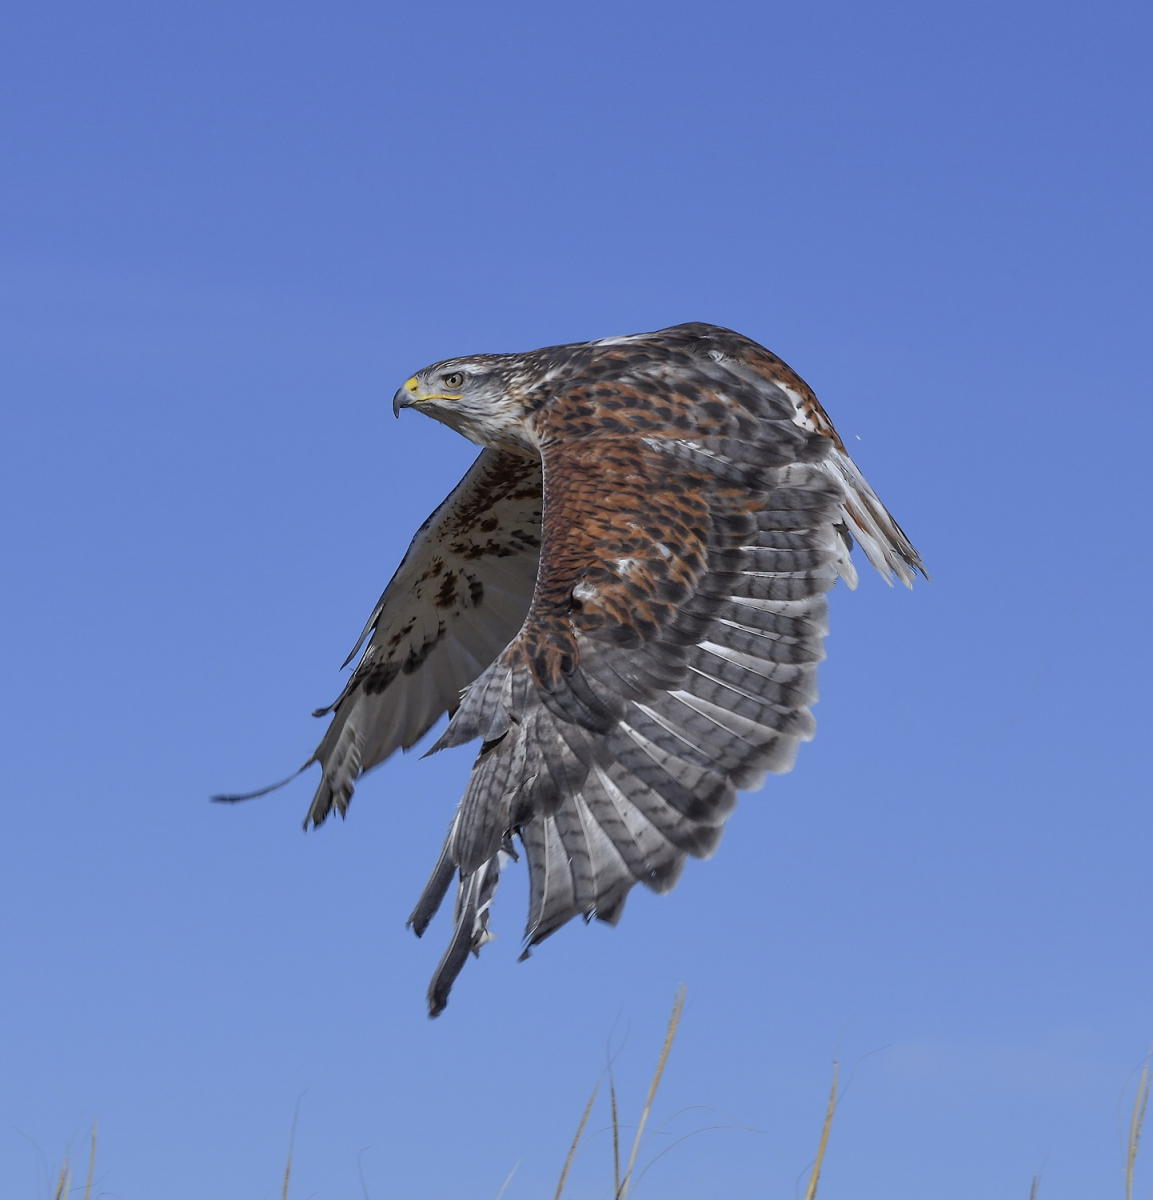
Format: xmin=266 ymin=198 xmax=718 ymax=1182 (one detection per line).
xmin=441 ymin=371 xmax=465 ymax=390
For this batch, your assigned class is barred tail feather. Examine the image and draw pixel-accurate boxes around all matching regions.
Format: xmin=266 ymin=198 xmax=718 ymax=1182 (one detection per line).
xmin=425 ymin=854 xmax=505 ymax=1018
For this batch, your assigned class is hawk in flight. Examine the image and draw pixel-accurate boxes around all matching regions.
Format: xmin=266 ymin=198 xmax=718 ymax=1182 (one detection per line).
xmin=220 ymin=323 xmax=924 ymax=1015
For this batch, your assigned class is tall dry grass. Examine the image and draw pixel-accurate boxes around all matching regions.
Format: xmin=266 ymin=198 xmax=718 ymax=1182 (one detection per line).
xmin=553 ymin=986 xmax=687 ymax=1200
xmin=48 ymin=1020 xmax=1151 ymax=1198
xmin=546 ymin=1008 xmax=1151 ymax=1200
xmin=551 ymin=987 xmax=836 ymax=1199
xmin=51 ymin=1124 xmax=96 ymax=1200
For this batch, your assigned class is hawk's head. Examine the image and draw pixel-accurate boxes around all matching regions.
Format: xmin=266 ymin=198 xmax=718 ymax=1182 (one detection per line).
xmin=393 ymin=353 xmax=542 ymax=453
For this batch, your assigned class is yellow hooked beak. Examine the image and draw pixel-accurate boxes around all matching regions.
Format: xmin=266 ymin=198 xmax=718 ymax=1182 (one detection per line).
xmin=392 ymin=375 xmax=462 ymax=418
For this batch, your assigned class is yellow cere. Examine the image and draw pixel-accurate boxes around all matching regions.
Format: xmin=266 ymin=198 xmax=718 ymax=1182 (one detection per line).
xmin=404 ymin=375 xmax=461 ymax=403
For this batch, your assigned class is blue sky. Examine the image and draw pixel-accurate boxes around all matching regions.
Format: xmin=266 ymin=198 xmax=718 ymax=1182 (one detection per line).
xmin=2 ymin=1 xmax=1150 ymax=1196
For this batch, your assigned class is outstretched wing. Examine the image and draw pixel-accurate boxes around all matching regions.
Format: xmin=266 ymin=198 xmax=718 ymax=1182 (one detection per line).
xmin=305 ymin=448 xmax=542 ymax=827
xmin=409 ymin=326 xmax=923 ymax=1014
xmin=219 ymin=449 xmax=543 ymax=826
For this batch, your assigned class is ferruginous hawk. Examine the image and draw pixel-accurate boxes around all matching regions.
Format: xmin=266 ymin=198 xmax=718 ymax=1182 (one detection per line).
xmin=218 ymin=322 xmax=925 ymax=1016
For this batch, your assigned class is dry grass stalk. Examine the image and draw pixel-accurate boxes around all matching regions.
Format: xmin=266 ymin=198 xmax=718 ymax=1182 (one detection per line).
xmin=52 ymin=1125 xmax=97 ymax=1200
xmin=494 ymin=1162 xmax=520 ymax=1199
xmin=83 ymin=1125 xmax=96 ymax=1200
xmin=609 ymin=1077 xmax=622 ymax=1194
xmin=281 ymin=1098 xmax=305 ymax=1200
xmin=1028 ymin=1174 xmax=1040 ymax=1199
xmin=1126 ymin=1061 xmax=1149 ymax=1200
xmin=616 ymin=985 xmax=686 ymax=1200
xmin=553 ymin=1078 xmax=600 ymax=1200
xmin=553 ymin=987 xmax=686 ymax=1200
xmin=802 ymin=1061 xmax=840 ymax=1200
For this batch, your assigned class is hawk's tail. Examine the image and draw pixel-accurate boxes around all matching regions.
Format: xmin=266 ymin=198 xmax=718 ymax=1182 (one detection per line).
xmin=409 ymin=822 xmax=507 ymax=1018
